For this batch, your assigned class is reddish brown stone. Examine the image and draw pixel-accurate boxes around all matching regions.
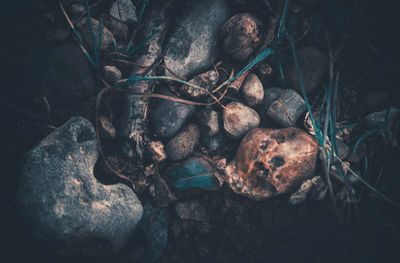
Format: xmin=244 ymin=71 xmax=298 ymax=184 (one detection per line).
xmin=225 ymin=128 xmax=319 ymax=200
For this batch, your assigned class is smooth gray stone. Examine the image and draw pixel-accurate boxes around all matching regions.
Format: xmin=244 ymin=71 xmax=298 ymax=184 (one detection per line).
xmin=163 ymin=0 xmax=230 ymax=78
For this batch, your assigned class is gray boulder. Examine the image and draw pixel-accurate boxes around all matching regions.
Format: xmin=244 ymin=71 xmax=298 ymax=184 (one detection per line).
xmin=17 ymin=117 xmax=143 ymax=256
xmin=163 ymin=0 xmax=230 ymax=78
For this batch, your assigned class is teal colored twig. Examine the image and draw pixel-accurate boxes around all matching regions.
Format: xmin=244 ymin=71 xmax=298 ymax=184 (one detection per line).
xmin=353 ymin=124 xmax=383 ymax=154
xmin=127 ymin=31 xmax=156 ymax=56
xmin=275 ymin=0 xmax=292 ymax=47
xmin=125 ymin=0 xmax=150 ymax=54
xmin=86 ymin=0 xmax=99 ymax=68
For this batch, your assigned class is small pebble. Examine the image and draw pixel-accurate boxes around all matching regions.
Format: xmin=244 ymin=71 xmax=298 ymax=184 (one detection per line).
xmin=166 ymin=124 xmax=200 ymax=161
xmin=197 ymin=108 xmax=220 ymax=136
xmin=223 ymin=102 xmax=260 ymax=139
xmin=147 ymin=141 xmax=167 ymax=163
xmin=201 ymin=132 xmax=225 ymax=153
xmin=77 ymin=18 xmax=116 ymax=53
xmin=241 ymin=73 xmax=264 ymax=106
xmin=267 ymin=89 xmax=306 ymax=127
xmin=99 ymin=116 xmax=116 ymax=139
xmin=179 ymin=70 xmax=218 ymax=99
xmin=102 ymin=65 xmax=122 ymax=86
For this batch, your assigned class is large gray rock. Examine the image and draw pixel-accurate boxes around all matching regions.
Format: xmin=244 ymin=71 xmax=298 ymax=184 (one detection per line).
xmin=163 ymin=0 xmax=230 ymax=78
xmin=17 ymin=117 xmax=143 ymax=256
xmin=109 ymin=0 xmax=137 ymax=24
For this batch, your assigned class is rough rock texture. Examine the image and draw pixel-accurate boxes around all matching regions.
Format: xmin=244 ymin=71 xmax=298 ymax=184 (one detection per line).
xmin=175 ymin=200 xmax=208 ymax=221
xmin=197 ymin=108 xmax=220 ymax=137
xmin=267 ymin=89 xmax=307 ymax=127
xmin=109 ymin=0 xmax=137 ymax=24
xmin=284 ymin=46 xmax=328 ymax=94
xmin=98 ymin=13 xmax=129 ymax=39
xmin=77 ymin=17 xmax=116 ymax=53
xmin=163 ymin=0 xmax=229 ymax=78
xmin=17 ymin=117 xmax=143 ymax=256
xmin=179 ymin=70 xmax=219 ymax=99
xmin=225 ymin=128 xmax=319 ymax=200
xmin=220 ymin=13 xmax=262 ymax=62
xmin=166 ymin=124 xmax=200 ymax=161
xmin=241 ymin=73 xmax=264 ymax=106
xmin=99 ymin=116 xmax=117 ymax=139
xmin=223 ymin=102 xmax=260 ymax=139
xmin=20 ymin=43 xmax=95 ymax=108
xmin=289 ymin=176 xmax=327 ymax=205
xmin=150 ymin=91 xmax=196 ymax=138
xmin=201 ymin=132 xmax=225 ymax=153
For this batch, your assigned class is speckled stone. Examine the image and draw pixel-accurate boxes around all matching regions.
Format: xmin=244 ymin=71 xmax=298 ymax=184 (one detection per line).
xmin=166 ymin=124 xmax=200 ymax=161
xmin=223 ymin=102 xmax=260 ymax=139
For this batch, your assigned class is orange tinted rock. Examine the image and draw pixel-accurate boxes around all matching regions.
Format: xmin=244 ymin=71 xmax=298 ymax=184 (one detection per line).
xmin=225 ymin=128 xmax=319 ymax=200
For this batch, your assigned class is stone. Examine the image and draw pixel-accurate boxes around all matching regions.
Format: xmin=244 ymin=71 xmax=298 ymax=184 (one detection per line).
xmin=201 ymin=132 xmax=226 ymax=153
xmin=102 ymin=65 xmax=122 ymax=86
xmin=363 ymin=108 xmax=400 ymax=129
xmin=223 ymin=102 xmax=260 ymax=139
xmin=109 ymin=0 xmax=137 ymax=24
xmin=267 ymin=89 xmax=307 ymax=127
xmin=289 ymin=176 xmax=327 ymax=205
xmin=178 ymin=70 xmax=219 ymax=99
xmin=98 ymin=13 xmax=129 ymax=40
xmin=165 ymin=124 xmax=200 ymax=161
xmin=71 ymin=3 xmax=85 ymax=15
xmin=333 ymin=140 xmax=350 ymax=163
xmin=175 ymin=200 xmax=208 ymax=221
xmin=20 ymin=43 xmax=95 ymax=108
xmin=220 ymin=13 xmax=262 ymax=62
xmin=149 ymin=91 xmax=196 ymax=138
xmin=241 ymin=73 xmax=264 ymax=106
xmin=197 ymin=108 xmax=220 ymax=137
xmin=163 ymin=0 xmax=229 ymax=78
xmin=99 ymin=116 xmax=117 ymax=139
xmin=225 ymin=127 xmax=319 ymax=200
xmin=77 ymin=17 xmax=116 ymax=53
xmin=257 ymin=62 xmax=274 ymax=85
xmin=17 ymin=117 xmax=143 ymax=256
xmin=284 ymin=46 xmax=328 ymax=94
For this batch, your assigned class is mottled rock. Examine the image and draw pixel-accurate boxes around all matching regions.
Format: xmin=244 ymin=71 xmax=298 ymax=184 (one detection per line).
xmin=267 ymin=89 xmax=306 ymax=127
xmin=257 ymin=62 xmax=274 ymax=85
xmin=258 ymin=87 xmax=284 ymax=125
xmin=220 ymin=13 xmax=262 ymax=61
xmin=166 ymin=124 xmax=200 ymax=161
xmin=225 ymin=128 xmax=319 ymax=200
xmin=163 ymin=0 xmax=229 ymax=78
xmin=17 ymin=117 xmax=143 ymax=256
xmin=150 ymin=92 xmax=196 ymax=138
xmin=102 ymin=65 xmax=122 ymax=86
xmin=109 ymin=0 xmax=137 ymax=24
xmin=223 ymin=102 xmax=260 ymax=139
xmin=77 ymin=17 xmax=116 ymax=53
xmin=179 ymin=70 xmax=219 ymax=98
xmin=197 ymin=108 xmax=220 ymax=136
xmin=175 ymin=200 xmax=208 ymax=221
xmin=241 ymin=73 xmax=264 ymax=106
xmin=284 ymin=46 xmax=328 ymax=94
xmin=20 ymin=43 xmax=95 ymax=108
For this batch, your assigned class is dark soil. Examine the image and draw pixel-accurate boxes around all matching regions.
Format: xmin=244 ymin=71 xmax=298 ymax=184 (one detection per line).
xmin=1 ymin=1 xmax=400 ymax=263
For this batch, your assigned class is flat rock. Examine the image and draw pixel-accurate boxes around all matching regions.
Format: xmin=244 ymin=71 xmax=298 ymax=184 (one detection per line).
xmin=223 ymin=102 xmax=260 ymax=139
xmin=149 ymin=91 xmax=196 ymax=138
xmin=267 ymin=89 xmax=306 ymax=127
xmin=166 ymin=124 xmax=200 ymax=161
xmin=284 ymin=46 xmax=328 ymax=94
xmin=109 ymin=0 xmax=137 ymax=24
xmin=17 ymin=117 xmax=143 ymax=256
xmin=163 ymin=0 xmax=230 ymax=78
xmin=225 ymin=127 xmax=319 ymax=200
xmin=241 ymin=73 xmax=264 ymax=106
